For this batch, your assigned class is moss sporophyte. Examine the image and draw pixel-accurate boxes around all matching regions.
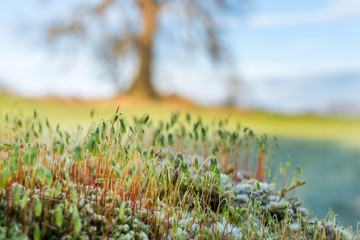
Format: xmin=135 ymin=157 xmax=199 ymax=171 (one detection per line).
xmin=0 ymin=111 xmax=357 ymax=239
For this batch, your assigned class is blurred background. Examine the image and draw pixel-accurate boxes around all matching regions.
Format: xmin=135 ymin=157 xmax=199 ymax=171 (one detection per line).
xmin=0 ymin=0 xmax=359 ymax=227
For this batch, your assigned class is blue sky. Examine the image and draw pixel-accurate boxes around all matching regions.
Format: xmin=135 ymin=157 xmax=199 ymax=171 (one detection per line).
xmin=235 ymin=0 xmax=360 ymax=80
xmin=0 ymin=0 xmax=359 ymax=114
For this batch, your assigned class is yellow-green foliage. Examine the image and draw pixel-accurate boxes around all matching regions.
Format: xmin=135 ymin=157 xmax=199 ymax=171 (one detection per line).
xmin=1 ymin=94 xmax=360 ymax=147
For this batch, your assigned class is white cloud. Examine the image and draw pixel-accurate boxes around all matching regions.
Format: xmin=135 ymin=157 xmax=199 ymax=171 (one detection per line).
xmin=248 ymin=0 xmax=360 ymax=27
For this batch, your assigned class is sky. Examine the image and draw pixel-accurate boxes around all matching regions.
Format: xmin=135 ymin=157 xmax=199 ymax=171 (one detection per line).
xmin=0 ymin=0 xmax=359 ymax=114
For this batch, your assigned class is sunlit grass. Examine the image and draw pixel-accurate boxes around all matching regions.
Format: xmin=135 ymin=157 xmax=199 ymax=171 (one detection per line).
xmin=1 ymin=93 xmax=359 ymax=147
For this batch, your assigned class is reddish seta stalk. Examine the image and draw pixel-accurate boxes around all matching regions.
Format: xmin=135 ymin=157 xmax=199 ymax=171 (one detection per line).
xmin=256 ymin=152 xmax=264 ymax=182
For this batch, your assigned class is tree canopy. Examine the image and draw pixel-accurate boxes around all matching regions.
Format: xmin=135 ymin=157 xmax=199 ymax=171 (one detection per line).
xmin=47 ymin=0 xmax=246 ymax=98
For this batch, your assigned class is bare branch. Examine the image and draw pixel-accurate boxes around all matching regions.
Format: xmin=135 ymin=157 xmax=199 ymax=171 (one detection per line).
xmin=93 ymin=0 xmax=116 ymax=15
xmin=47 ymin=21 xmax=85 ymax=42
xmin=43 ymin=0 xmax=246 ymax=96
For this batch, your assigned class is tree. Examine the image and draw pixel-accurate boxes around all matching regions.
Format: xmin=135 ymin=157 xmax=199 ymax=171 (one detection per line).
xmin=47 ymin=0 xmax=245 ymax=98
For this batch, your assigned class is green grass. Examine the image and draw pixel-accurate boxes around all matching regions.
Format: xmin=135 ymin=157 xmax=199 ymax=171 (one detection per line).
xmin=2 ymin=93 xmax=359 ymax=147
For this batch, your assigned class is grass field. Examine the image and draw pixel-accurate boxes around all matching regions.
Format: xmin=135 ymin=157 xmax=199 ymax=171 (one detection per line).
xmin=1 ymin=93 xmax=360 ymax=145
xmin=1 ymin=93 xmax=359 ymax=229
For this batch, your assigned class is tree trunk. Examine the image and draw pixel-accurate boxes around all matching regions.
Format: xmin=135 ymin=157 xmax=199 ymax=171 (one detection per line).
xmin=129 ymin=0 xmax=159 ymax=98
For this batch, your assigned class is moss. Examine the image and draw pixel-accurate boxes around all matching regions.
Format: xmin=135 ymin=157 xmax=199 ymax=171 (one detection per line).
xmin=0 ymin=111 xmax=357 ymax=239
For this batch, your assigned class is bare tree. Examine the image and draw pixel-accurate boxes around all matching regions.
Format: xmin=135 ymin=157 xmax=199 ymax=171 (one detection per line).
xmin=47 ymin=0 xmax=245 ymax=98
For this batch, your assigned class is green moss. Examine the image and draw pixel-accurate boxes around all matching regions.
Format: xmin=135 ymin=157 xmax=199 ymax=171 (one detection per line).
xmin=0 ymin=104 xmax=358 ymax=239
